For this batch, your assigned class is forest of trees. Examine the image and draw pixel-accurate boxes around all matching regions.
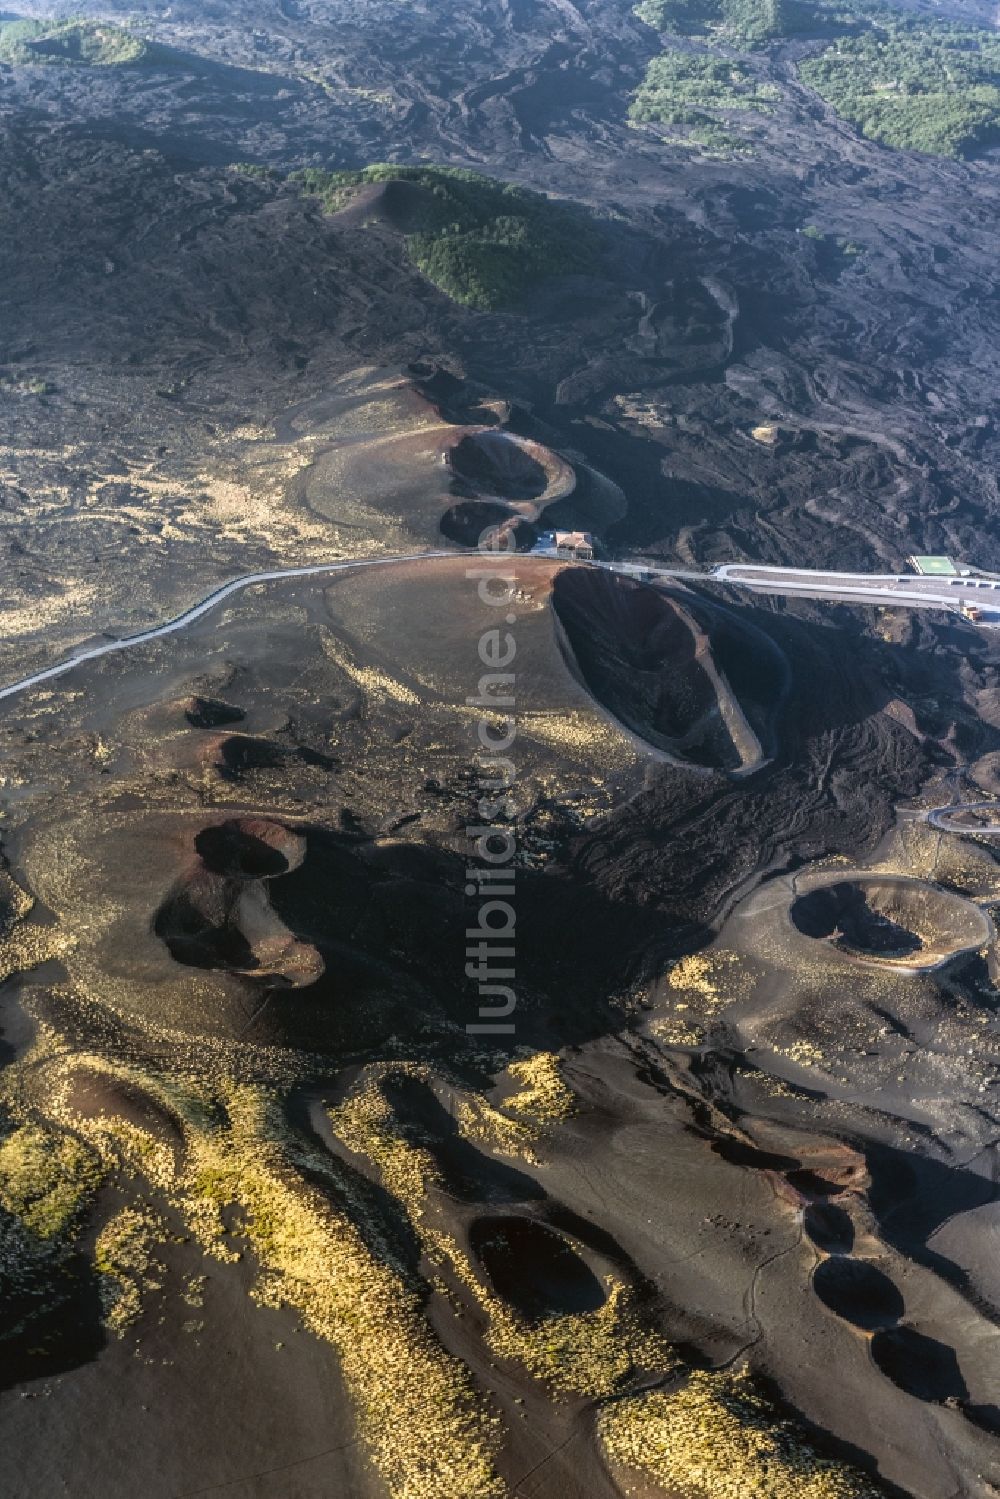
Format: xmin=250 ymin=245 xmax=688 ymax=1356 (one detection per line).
xmin=633 ymin=0 xmax=1000 ymax=158
xmin=799 ymin=16 xmax=1000 ymax=157
xmin=635 ymin=0 xmax=802 ymax=47
xmin=629 ymin=52 xmax=778 ymax=154
xmin=294 ymin=165 xmax=605 ymax=311
xmin=0 ymin=18 xmax=149 ymax=67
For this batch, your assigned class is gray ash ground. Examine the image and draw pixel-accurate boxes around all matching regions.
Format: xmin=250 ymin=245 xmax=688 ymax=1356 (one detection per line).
xmin=1 ymin=1 xmax=1000 ymax=1498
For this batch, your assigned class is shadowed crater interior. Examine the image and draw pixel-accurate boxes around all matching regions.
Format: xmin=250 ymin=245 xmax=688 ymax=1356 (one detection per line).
xmin=439 ymin=499 xmax=536 ymax=549
xmin=214 ymin=736 xmax=334 ymax=782
xmin=804 ymin=1202 xmax=855 ymax=1253
xmin=812 ymin=1257 xmax=904 ymax=1330
xmin=469 ymin=1215 xmax=606 ymax=1321
xmin=195 ymin=818 xmax=306 ymax=878
xmin=551 ymin=571 xmax=787 ymax=770
xmin=447 ymin=431 xmax=550 ymax=500
xmin=870 ymin=1326 xmax=968 ymax=1402
xmin=216 ymin=735 xmax=288 ymax=780
xmin=790 ymin=878 xmax=989 ymax=966
xmin=185 ymin=696 xmax=245 ymax=730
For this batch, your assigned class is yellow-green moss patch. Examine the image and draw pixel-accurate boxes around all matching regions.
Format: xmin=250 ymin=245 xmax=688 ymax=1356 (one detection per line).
xmin=0 ymin=1123 xmax=102 ymax=1241
xmin=600 ymin=1367 xmax=885 ymax=1498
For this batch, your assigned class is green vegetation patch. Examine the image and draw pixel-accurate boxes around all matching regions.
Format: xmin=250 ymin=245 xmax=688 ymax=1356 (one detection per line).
xmin=0 ymin=1123 xmax=102 ymax=1241
xmin=229 ymin=162 xmax=281 ymax=181
xmin=0 ymin=16 xmax=150 ymax=67
xmin=636 ymin=0 xmax=806 ymax=48
xmin=636 ymin=0 xmax=1000 ymax=157
xmin=600 ymin=1365 xmax=886 ymax=1498
xmin=0 ymin=373 xmax=54 ymax=397
xmin=629 ymin=51 xmax=779 ymax=153
xmin=799 ymin=15 xmax=1000 ymax=158
xmin=293 ymin=164 xmax=604 ymax=311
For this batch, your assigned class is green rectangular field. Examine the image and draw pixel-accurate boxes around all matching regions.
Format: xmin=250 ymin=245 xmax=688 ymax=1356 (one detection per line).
xmin=909 ymin=555 xmax=958 ymax=575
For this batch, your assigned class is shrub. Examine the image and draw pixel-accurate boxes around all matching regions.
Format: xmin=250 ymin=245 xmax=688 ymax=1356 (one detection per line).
xmin=293 ymin=164 xmax=605 ymax=310
xmin=799 ymin=8 xmax=1000 ymax=157
xmin=629 ymin=50 xmax=778 ymax=153
xmin=0 ymin=17 xmax=151 ymax=67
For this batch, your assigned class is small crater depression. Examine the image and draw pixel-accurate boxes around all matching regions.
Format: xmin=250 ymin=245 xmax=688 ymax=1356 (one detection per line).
xmin=447 ymin=430 xmax=554 ymax=502
xmin=469 ymin=1215 xmax=606 ymax=1321
xmin=185 ymin=696 xmax=245 ymax=730
xmin=812 ymin=1258 xmax=904 ymax=1330
xmin=870 ymin=1327 xmax=968 ymax=1402
xmin=439 ymin=500 xmax=535 ymax=550
xmin=804 ymin=1202 xmax=855 ymax=1253
xmin=790 ymin=877 xmax=990 ymax=970
xmin=154 ymin=874 xmax=256 ymax=972
xmin=195 ymin=818 xmax=307 ymax=879
xmin=216 ymin=735 xmax=288 ymax=781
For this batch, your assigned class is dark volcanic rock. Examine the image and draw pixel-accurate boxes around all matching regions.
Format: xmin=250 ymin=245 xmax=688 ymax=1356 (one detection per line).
xmin=2 ymin=3 xmax=1000 ymax=1497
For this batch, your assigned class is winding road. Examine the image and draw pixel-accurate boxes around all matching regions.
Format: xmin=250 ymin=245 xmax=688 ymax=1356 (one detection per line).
xmin=927 ymin=802 xmax=1000 ymax=836
xmin=0 ymin=551 xmax=453 ymax=705
xmin=1 ymin=550 xmax=997 ymax=709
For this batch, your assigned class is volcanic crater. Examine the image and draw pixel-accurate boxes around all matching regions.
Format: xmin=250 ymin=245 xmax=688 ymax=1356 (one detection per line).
xmin=469 ymin=1215 xmax=607 ymax=1322
xmin=154 ymin=816 xmax=323 ymax=990
xmin=445 ymin=429 xmax=568 ymax=504
xmin=550 ymin=568 xmax=788 ymax=771
xmin=812 ymin=1257 xmax=906 ymax=1332
xmin=789 ymin=876 xmax=991 ymax=970
xmin=3 ymin=0 xmax=1000 ymax=1491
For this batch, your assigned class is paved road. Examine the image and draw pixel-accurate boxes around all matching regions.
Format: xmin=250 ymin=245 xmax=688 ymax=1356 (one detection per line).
xmin=2 ymin=549 xmax=997 ymax=709
xmin=0 ymin=551 xmax=453 ymax=705
xmin=927 ymin=802 xmax=1000 ymax=835
xmin=711 ymin=562 xmax=1000 ymax=617
xmin=0 ymin=549 xmax=704 ymax=707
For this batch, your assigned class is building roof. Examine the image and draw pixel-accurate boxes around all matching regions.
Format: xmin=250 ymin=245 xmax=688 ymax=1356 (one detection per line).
xmin=908 ymin=555 xmax=958 ymax=576
xmin=553 ymin=531 xmax=594 ymax=549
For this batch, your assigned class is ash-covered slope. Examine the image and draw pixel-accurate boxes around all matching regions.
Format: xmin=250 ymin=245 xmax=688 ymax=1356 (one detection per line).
xmin=3 ymin=0 xmax=999 ymax=591
xmin=1 ymin=1 xmax=1000 ymax=1497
